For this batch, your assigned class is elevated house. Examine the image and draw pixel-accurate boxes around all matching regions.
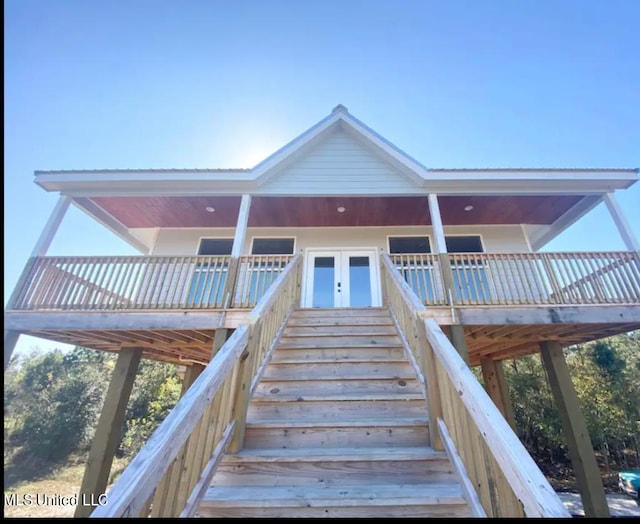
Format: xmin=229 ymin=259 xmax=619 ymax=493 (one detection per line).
xmin=4 ymin=105 xmax=639 ymax=518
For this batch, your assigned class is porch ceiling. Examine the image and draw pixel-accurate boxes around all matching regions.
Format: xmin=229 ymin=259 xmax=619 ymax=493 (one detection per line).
xmin=90 ymin=195 xmax=583 ymax=228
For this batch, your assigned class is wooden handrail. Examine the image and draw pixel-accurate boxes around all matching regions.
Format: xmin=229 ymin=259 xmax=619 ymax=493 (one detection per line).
xmin=8 ymin=255 xmax=303 ymax=312
xmin=424 ymin=318 xmax=570 ymax=517
xmin=91 ymin=254 xmax=302 ymax=518
xmin=382 ymin=253 xmax=571 ymax=517
xmin=90 ymin=325 xmax=249 ymax=517
xmin=389 ymin=251 xmax=640 ymax=306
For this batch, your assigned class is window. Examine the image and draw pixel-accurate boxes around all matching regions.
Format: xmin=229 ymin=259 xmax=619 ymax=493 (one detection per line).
xmin=388 ymin=236 xmax=431 ymax=254
xmin=188 ymin=238 xmax=233 ymax=306
xmin=389 ymin=237 xmax=435 ymax=302
xmin=445 ymin=235 xmax=483 ymax=253
xmin=198 ymin=238 xmax=233 ymax=255
xmin=445 ymin=236 xmax=488 ymax=301
xmin=251 ymin=238 xmax=295 ymax=255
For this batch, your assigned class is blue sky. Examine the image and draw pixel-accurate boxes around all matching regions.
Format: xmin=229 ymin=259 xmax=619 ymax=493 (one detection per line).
xmin=4 ymin=0 xmax=639 ymax=355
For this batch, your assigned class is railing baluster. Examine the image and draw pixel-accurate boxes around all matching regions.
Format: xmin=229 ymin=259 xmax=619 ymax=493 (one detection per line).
xmin=619 ymin=253 xmax=640 ymax=300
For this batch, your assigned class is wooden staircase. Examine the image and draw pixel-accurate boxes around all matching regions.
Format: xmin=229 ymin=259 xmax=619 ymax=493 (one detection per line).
xmin=197 ymin=308 xmax=472 ymax=517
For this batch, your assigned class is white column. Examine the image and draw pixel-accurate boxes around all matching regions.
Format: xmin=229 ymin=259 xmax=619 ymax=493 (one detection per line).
xmin=427 ymin=193 xmax=447 ymax=253
xmin=603 ymin=192 xmax=640 ymax=253
xmin=231 ymin=194 xmax=252 ymax=257
xmin=31 ymin=195 xmax=72 ymax=257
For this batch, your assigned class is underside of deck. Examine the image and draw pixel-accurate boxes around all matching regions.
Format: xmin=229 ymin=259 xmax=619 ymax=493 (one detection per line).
xmin=7 ymin=305 xmax=639 ymax=366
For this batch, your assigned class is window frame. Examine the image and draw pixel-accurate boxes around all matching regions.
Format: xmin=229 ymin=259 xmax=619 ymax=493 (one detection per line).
xmin=443 ymin=234 xmax=485 ymax=253
xmin=250 ymin=236 xmax=297 ymax=255
xmin=195 ymin=237 xmax=235 ymax=256
xmin=386 ymin=235 xmax=432 ymax=254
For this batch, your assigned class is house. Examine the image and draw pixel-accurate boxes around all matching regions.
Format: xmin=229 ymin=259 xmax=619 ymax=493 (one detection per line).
xmin=4 ymin=105 xmax=639 ymax=518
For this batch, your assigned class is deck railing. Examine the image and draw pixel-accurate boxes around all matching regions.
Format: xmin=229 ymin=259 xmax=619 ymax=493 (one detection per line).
xmin=381 ymin=254 xmax=570 ymax=518
xmin=8 ymin=255 xmax=294 ymax=311
xmin=91 ymin=255 xmax=302 ymax=518
xmin=390 ymin=251 xmax=640 ymax=306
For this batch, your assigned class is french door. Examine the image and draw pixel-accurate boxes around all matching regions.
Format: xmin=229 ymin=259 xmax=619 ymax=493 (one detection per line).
xmin=303 ymin=249 xmax=381 ymax=308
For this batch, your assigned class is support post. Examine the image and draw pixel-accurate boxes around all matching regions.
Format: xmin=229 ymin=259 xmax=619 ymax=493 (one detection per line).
xmin=445 ymin=325 xmax=469 ymax=363
xmin=211 ymin=328 xmax=229 ymax=359
xmin=231 ymin=194 xmax=252 ymax=258
xmin=539 ymin=341 xmax=609 ymax=518
xmin=181 ymin=364 xmax=205 ymax=395
xmin=4 ymin=330 xmax=21 ymax=371
xmin=603 ymin=192 xmax=640 ymax=253
xmin=427 ymin=193 xmax=447 ymax=254
xmin=223 ymin=194 xmax=252 ymax=309
xmin=74 ymin=348 xmax=142 ymax=518
xmin=480 ymin=358 xmax=516 ymax=431
xmin=31 ymin=195 xmax=72 ymax=257
xmin=428 ymin=194 xmax=469 ymax=362
xmin=5 ymin=196 xmax=71 ymax=370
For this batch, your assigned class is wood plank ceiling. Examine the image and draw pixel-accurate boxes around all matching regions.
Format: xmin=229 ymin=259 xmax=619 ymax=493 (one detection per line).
xmin=91 ymin=195 xmax=583 ymax=228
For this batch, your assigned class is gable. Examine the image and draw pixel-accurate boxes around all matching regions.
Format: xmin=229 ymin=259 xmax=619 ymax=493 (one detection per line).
xmin=255 ymin=128 xmax=423 ymax=195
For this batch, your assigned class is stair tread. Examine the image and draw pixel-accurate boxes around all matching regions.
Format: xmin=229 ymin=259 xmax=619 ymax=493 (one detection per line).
xmin=246 ymin=417 xmax=429 ymax=429
xmin=222 ymin=446 xmax=445 ymax=463
xmin=201 ymin=483 xmax=466 ymax=507
xmin=271 ymin=357 xmax=410 ymax=364
xmin=251 ymin=392 xmax=425 ymax=401
xmin=261 ymin=374 xmax=417 ymax=381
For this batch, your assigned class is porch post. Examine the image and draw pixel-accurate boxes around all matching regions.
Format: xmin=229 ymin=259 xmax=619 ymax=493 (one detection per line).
xmin=539 ymin=341 xmax=609 ymax=518
xmin=603 ymin=192 xmax=640 ymax=253
xmin=427 ymin=194 xmax=446 ymax=254
xmin=4 ymin=195 xmax=72 ymax=371
xmin=231 ymin=195 xmax=252 ymax=257
xmin=222 ymin=195 xmax=252 ymax=309
xmin=480 ymin=358 xmax=517 ymax=431
xmin=75 ymin=348 xmax=142 ymax=518
xmin=31 ymin=194 xmax=72 ymax=257
xmin=428 ymin=194 xmax=469 ymax=362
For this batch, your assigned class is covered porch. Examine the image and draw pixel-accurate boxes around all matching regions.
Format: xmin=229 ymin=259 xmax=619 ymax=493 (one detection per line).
xmin=5 ymin=189 xmax=640 ymax=368
xmin=4 ymin=249 xmax=639 ymax=366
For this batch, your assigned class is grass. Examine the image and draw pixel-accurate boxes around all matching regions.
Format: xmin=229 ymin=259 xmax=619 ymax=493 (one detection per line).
xmin=4 ymin=451 xmax=130 ymax=518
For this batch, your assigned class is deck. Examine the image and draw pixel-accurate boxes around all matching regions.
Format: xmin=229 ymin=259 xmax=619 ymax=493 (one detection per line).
xmin=5 ymin=252 xmax=640 ymax=365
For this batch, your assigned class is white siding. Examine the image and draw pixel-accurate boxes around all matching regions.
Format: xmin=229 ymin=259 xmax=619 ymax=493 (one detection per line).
xmin=258 ymin=128 xmax=419 ymax=195
xmin=149 ymin=225 xmax=530 ymax=255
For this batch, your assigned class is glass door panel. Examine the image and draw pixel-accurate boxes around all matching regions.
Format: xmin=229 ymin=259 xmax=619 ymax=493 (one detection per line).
xmin=347 ymin=256 xmax=372 ymax=307
xmin=312 ymin=256 xmax=337 ymax=307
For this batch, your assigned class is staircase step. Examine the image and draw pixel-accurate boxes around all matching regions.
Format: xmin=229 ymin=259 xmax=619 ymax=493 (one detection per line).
xmin=247 ymin=417 xmax=428 ymax=429
xmin=291 ymin=308 xmax=389 ymax=318
xmin=254 ymin=378 xmax=422 ymax=399
xmin=212 ymin=455 xmax=454 ymax=487
xmin=199 ymin=484 xmax=468 ymax=513
xmin=287 ymin=317 xmax=393 ymax=327
xmin=283 ymin=325 xmax=397 ymax=336
xmin=244 ymin=422 xmax=430 ymax=449
xmin=250 ymin=391 xmax=424 ymax=402
xmin=221 ymin=446 xmax=443 ymax=462
xmin=278 ymin=335 xmax=401 ymax=349
xmin=263 ymin=361 xmax=414 ymax=380
xmin=247 ymin=398 xmax=428 ymax=421
xmin=197 ymin=504 xmax=472 ymax=518
xmin=213 ymin=447 xmax=449 ymax=487
xmin=271 ymin=347 xmax=407 ymax=363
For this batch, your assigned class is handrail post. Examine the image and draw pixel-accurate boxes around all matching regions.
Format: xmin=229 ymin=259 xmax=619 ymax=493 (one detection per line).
xmin=416 ymin=316 xmax=443 ymax=450
xmin=222 ymin=257 xmax=240 ymax=309
xmin=228 ymin=319 xmax=262 ymax=453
